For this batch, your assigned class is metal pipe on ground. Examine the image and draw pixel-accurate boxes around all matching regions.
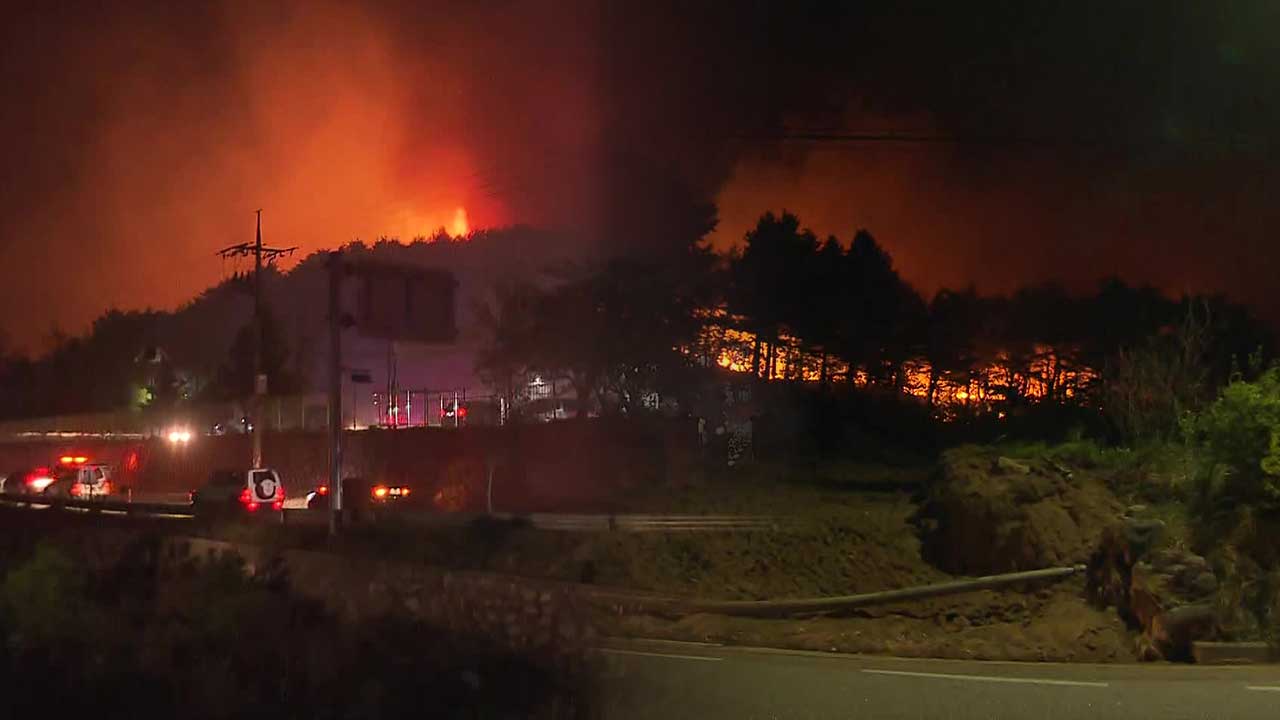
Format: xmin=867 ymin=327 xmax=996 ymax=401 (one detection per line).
xmin=589 ymin=565 xmax=1086 ymax=619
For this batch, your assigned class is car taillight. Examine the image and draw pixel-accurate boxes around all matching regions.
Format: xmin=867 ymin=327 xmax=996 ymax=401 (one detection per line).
xmin=239 ymin=488 xmax=251 ymax=504
xmin=372 ymin=485 xmax=389 ymax=499
xmin=245 ymin=501 xmax=259 ymax=512
xmin=27 ymin=473 xmax=54 ymax=492
xmin=271 ymin=500 xmax=283 ymax=511
xmin=317 ymin=485 xmax=328 ymax=495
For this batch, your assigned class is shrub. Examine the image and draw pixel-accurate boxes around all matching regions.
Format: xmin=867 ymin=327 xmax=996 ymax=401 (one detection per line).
xmin=1185 ymin=367 xmax=1280 ymax=510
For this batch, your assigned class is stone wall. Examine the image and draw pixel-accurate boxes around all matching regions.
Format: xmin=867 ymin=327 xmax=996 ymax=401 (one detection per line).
xmin=163 ymin=537 xmax=595 ymax=662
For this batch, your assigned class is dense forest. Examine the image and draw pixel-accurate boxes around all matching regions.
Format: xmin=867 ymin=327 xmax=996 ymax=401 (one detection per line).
xmin=1 ymin=211 xmax=1272 ymax=446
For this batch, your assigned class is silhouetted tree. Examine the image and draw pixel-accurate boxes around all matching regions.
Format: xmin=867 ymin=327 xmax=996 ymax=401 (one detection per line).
xmin=924 ymin=287 xmax=983 ymax=407
xmin=206 ymin=307 xmax=301 ymax=401
xmin=729 ymin=212 xmax=819 ymax=380
xmin=834 ymin=229 xmax=922 ymax=386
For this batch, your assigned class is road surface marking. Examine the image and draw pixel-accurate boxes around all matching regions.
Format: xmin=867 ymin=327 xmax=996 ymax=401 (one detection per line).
xmin=600 ymin=648 xmax=723 ymax=662
xmin=604 ymin=636 xmax=723 ymax=647
xmin=862 ymin=669 xmax=1108 ymax=688
xmin=1246 ymin=686 xmax=1280 ymax=692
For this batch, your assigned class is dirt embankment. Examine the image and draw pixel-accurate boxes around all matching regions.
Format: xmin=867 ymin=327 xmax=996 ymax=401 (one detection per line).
xmin=607 ymin=578 xmax=1134 ymax=662
xmin=577 ymin=458 xmax=1140 ymax=663
xmin=917 ymin=447 xmax=1125 ymax=575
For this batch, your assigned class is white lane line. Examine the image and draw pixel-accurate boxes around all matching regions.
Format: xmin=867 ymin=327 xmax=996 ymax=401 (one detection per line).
xmin=600 ymin=648 xmax=723 ymax=662
xmin=1246 ymin=686 xmax=1280 ymax=692
xmin=862 ymin=669 xmax=1108 ymax=688
xmin=603 ymin=636 xmax=723 ymax=647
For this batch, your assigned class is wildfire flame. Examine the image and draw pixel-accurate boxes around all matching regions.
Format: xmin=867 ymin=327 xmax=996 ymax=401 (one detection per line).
xmin=450 ymin=206 xmax=469 ymax=237
xmin=697 ymin=319 xmax=1098 ymax=421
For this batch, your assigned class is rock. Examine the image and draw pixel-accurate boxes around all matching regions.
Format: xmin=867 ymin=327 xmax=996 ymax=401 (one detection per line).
xmin=996 ymin=456 xmax=1032 ymax=474
xmin=1151 ymin=547 xmax=1182 ymax=568
xmin=1089 ymin=529 xmax=1220 ymax=661
xmin=1151 ymin=605 xmax=1216 ymax=661
xmin=1123 ymin=518 xmax=1165 ymax=557
xmin=1182 ymin=554 xmax=1209 ymax=572
xmin=1126 ymin=504 xmax=1148 ymax=516
xmin=1190 ymin=572 xmax=1218 ymax=596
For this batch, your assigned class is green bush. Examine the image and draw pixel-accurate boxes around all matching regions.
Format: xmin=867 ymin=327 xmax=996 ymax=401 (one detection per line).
xmin=1185 ymin=367 xmax=1280 ymax=509
xmin=0 ymin=538 xmax=588 ymax=718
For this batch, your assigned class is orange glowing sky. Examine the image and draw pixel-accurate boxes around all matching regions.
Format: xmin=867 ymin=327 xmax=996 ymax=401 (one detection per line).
xmin=4 ymin=1 xmax=1280 ymax=353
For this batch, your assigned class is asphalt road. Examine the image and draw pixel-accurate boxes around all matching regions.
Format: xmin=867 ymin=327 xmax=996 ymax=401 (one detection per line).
xmin=597 ymin=639 xmax=1280 ymax=720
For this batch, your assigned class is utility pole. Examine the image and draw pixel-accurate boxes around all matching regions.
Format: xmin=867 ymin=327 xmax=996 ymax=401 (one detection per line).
xmin=217 ymin=211 xmax=297 ymax=468
xmin=327 ymin=250 xmax=345 ymax=536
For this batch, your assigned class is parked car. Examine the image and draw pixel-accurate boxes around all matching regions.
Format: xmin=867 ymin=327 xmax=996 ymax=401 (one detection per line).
xmin=305 ymin=478 xmax=418 ymax=510
xmin=190 ymin=468 xmax=284 ymax=516
xmin=43 ymin=460 xmax=114 ymax=499
xmin=4 ymin=466 xmax=56 ymax=495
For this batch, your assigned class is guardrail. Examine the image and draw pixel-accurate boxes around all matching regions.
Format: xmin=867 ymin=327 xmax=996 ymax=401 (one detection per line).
xmin=2 ymin=491 xmax=776 ymax=532
xmin=362 ymin=510 xmax=780 ymax=532
xmin=0 ymin=491 xmax=194 ymax=518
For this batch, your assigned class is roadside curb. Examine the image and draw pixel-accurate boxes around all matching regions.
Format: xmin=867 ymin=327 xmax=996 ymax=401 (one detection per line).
xmin=1193 ymin=641 xmax=1277 ymax=665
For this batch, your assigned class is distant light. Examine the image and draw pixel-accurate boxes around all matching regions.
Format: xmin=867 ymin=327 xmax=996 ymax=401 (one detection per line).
xmin=317 ymin=485 xmax=329 ymax=496
xmin=167 ymin=429 xmax=192 ymax=444
xmin=59 ymin=455 xmax=75 ymax=464
xmin=73 ymin=455 xmax=87 ymax=464
xmin=372 ymin=485 xmax=389 ymax=499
